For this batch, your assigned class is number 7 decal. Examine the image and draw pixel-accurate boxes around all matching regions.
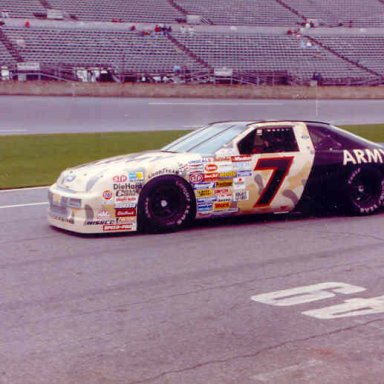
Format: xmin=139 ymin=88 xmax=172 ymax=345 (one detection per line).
xmin=253 ymin=156 xmax=294 ymax=207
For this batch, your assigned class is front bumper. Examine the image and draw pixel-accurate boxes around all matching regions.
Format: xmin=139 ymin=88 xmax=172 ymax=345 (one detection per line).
xmin=47 ymin=184 xmax=138 ymax=234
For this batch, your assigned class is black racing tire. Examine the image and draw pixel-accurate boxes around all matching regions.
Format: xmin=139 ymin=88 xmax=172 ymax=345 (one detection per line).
xmin=343 ymin=166 xmax=384 ymax=215
xmin=138 ymin=176 xmax=196 ymax=233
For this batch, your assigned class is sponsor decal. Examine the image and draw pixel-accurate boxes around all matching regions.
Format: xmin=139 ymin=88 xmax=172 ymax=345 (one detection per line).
xmin=217 ymin=195 xmax=232 ymax=202
xmin=115 ymin=208 xmax=136 ymax=217
xmin=219 ymin=171 xmax=237 ymax=179
xmin=114 ymin=183 xmax=143 ymax=192
xmin=128 ymin=171 xmax=144 ymax=181
xmin=189 ymin=172 xmax=204 ymax=183
xmin=189 ymin=159 xmax=203 ymax=165
xmin=343 ymin=148 xmax=384 ymax=165
xmin=233 ymin=162 xmax=252 ymax=170
xmin=147 ymin=168 xmax=179 ymax=179
xmin=233 ymin=190 xmax=249 ymax=201
xmin=197 ymin=197 xmax=217 ymax=204
xmin=197 ymin=203 xmax=213 ymax=212
xmin=216 ymin=148 xmax=236 ymax=156
xmin=113 ymin=175 xmax=128 ymax=183
xmin=115 ymin=195 xmax=138 ymax=203
xmin=231 ymin=155 xmax=252 ymax=162
xmin=115 ymin=202 xmax=137 ymax=208
xmin=102 ymin=190 xmax=113 ymax=200
xmin=103 ymin=224 xmax=135 ymax=232
xmin=188 ymin=160 xmax=204 ymax=169
xmin=205 ymin=164 xmax=218 ymax=172
xmin=202 ymin=157 xmax=215 ymax=163
xmin=204 ymin=173 xmax=219 ymax=182
xmin=193 ymin=182 xmax=215 ymax=190
xmin=237 ymin=170 xmax=253 ymax=177
xmin=213 ymin=201 xmax=231 ymax=211
xmin=233 ymin=177 xmax=246 ymax=190
xmin=195 ymin=189 xmax=213 ymax=198
xmin=97 ymin=210 xmax=111 ymax=219
xmin=116 ymin=216 xmax=136 ymax=223
xmin=86 ymin=219 xmax=116 ymax=225
xmin=49 ymin=212 xmax=74 ymax=224
xmin=216 ymin=162 xmax=233 ymax=172
xmin=215 ymin=180 xmax=233 ymax=188
xmin=214 ymin=188 xmax=231 ymax=195
xmin=116 ymin=189 xmax=140 ymax=197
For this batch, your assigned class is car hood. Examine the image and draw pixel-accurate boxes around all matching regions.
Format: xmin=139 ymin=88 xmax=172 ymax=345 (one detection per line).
xmin=55 ymin=150 xmax=203 ymax=192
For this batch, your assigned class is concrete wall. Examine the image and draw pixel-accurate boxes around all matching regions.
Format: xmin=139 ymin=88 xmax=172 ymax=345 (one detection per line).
xmin=1 ymin=81 xmax=384 ymax=99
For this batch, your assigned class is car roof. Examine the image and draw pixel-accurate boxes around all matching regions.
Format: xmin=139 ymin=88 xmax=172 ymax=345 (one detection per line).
xmin=209 ymin=120 xmax=331 ymax=126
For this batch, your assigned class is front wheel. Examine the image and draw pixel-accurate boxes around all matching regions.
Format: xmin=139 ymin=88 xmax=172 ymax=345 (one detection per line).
xmin=138 ymin=176 xmax=196 ymax=233
xmin=343 ymin=166 xmax=384 ymax=215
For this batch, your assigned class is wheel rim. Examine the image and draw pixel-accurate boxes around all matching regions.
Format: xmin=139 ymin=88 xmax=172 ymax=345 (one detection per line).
xmin=148 ymin=184 xmax=185 ymax=220
xmin=350 ymin=173 xmax=380 ymax=206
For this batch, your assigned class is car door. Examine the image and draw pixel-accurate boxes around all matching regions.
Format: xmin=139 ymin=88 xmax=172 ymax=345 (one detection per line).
xmin=234 ymin=122 xmax=315 ymax=214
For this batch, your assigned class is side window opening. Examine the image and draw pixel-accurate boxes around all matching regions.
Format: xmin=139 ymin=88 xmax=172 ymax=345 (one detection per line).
xmin=308 ymin=126 xmax=343 ymax=151
xmin=238 ymin=127 xmax=299 ymax=154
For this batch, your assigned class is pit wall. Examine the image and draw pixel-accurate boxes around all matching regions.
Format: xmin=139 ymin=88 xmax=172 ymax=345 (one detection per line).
xmin=1 ymin=81 xmax=384 ymax=99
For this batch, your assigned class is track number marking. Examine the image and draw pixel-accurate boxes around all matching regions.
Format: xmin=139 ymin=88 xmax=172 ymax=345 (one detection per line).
xmin=253 ymin=157 xmax=294 ymax=207
xmin=251 ymin=282 xmax=384 ymax=320
xmin=251 ymin=282 xmax=365 ymax=306
xmin=302 ymin=295 xmax=384 ymax=319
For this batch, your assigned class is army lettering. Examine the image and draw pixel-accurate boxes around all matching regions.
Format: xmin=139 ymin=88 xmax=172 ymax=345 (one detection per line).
xmin=343 ymin=148 xmax=384 ymax=165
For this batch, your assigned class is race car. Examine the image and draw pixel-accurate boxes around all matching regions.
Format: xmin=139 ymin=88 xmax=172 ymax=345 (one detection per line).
xmin=48 ymin=120 xmax=384 ymax=234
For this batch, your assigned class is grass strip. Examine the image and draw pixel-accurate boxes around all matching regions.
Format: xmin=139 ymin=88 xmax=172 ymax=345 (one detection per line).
xmin=0 ymin=124 xmax=383 ymax=189
xmin=0 ymin=131 xmax=188 ymax=189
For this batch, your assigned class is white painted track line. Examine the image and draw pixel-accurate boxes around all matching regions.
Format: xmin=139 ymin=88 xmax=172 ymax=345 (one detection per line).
xmin=0 ymin=202 xmax=48 ymax=209
xmin=0 ymin=186 xmax=49 ymax=193
xmin=148 ymin=101 xmax=283 ymax=106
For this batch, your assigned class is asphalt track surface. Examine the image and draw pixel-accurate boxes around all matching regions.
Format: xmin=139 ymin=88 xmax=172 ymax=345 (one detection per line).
xmin=1 ymin=96 xmax=384 ymax=134
xmin=1 ymin=97 xmax=384 ymax=383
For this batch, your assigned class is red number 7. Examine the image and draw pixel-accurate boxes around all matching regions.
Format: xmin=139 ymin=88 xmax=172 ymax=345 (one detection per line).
xmin=253 ymin=157 xmax=294 ymax=207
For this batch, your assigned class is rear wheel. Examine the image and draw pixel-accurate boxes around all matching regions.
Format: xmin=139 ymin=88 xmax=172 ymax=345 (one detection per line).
xmin=138 ymin=176 xmax=196 ymax=233
xmin=344 ymin=166 xmax=384 ymax=215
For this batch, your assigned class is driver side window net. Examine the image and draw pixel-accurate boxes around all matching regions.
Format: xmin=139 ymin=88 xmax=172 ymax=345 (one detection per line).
xmin=238 ymin=127 xmax=299 ymax=154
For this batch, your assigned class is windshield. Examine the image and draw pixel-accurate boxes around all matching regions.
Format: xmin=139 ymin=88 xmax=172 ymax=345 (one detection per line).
xmin=162 ymin=122 xmax=249 ymax=154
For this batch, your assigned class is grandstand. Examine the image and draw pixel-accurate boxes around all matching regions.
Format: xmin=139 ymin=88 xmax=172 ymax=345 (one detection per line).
xmin=0 ymin=0 xmax=383 ymax=85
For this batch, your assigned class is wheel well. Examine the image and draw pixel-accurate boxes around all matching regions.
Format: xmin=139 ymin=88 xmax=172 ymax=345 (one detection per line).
xmin=138 ymin=175 xmax=197 ymax=217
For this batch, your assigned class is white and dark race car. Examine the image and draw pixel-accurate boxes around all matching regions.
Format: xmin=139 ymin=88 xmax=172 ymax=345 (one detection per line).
xmin=48 ymin=120 xmax=384 ymax=234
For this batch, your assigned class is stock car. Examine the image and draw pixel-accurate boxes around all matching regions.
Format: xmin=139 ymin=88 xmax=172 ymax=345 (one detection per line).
xmin=48 ymin=120 xmax=384 ymax=233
